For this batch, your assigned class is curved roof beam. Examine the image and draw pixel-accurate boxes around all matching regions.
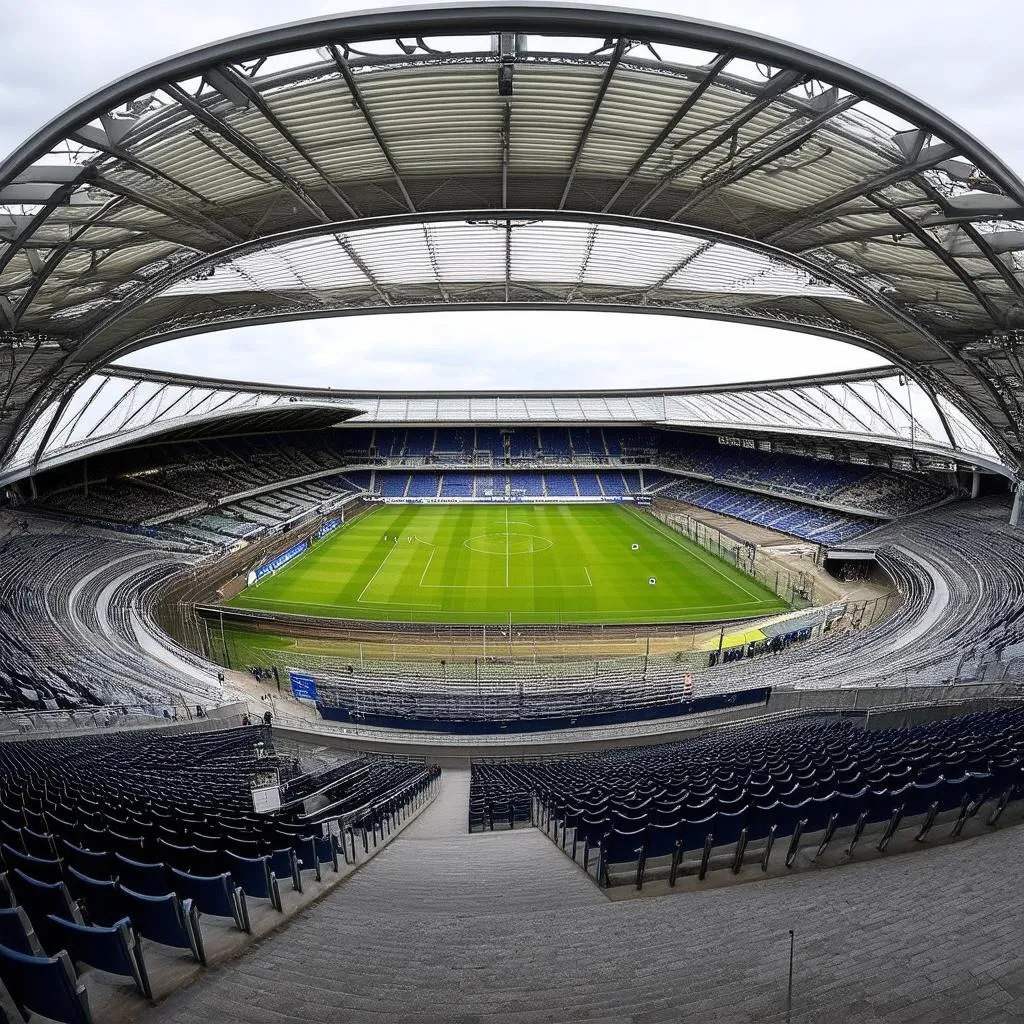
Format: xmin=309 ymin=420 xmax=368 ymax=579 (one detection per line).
xmin=2 ymin=3 xmax=1023 ymax=474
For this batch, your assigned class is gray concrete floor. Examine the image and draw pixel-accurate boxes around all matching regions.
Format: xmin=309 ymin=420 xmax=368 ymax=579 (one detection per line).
xmin=143 ymin=770 xmax=1024 ymax=1024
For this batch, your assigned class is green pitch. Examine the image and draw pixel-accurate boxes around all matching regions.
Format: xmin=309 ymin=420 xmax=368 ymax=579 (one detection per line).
xmin=226 ymin=503 xmax=787 ymax=625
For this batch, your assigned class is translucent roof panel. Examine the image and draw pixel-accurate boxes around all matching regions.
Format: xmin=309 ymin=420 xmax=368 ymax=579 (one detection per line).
xmin=5 ymin=365 xmax=999 ymax=480
xmin=2 ymin=5 xmax=1024 ymax=476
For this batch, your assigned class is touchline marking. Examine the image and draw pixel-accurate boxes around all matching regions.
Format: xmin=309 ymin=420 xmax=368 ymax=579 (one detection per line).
xmin=504 ymin=505 xmax=510 ymax=588
xmin=419 ymin=580 xmax=594 ymax=590
xmin=622 ymin=504 xmax=768 ymax=603
xmin=418 ymin=545 xmax=436 ymax=587
xmin=234 ymin=591 xmax=768 ymax=620
xmin=356 ymin=542 xmax=402 ymax=603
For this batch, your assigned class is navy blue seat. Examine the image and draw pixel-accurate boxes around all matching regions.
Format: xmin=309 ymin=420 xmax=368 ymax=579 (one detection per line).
xmin=117 ymin=886 xmax=205 ymax=964
xmin=44 ymin=812 xmax=76 ymax=839
xmin=222 ymin=835 xmax=262 ymax=858
xmin=168 ymin=868 xmax=250 ymax=933
xmin=812 ymin=787 xmax=869 ymax=858
xmin=711 ymin=805 xmax=749 ymax=873
xmin=59 ymin=839 xmax=114 ymax=881
xmin=598 ymin=826 xmax=646 ymax=889
xmin=114 ymin=854 xmax=170 ymax=897
xmin=675 ymin=812 xmax=717 ymax=880
xmin=288 ymin=837 xmax=321 ymax=882
xmin=313 ymin=836 xmax=339 ymax=874
xmin=1 ymin=844 xmax=62 ymax=884
xmin=7 ymin=870 xmax=81 ymax=954
xmin=21 ymin=829 xmax=56 ymax=860
xmin=468 ymin=800 xmax=487 ymax=832
xmin=885 ymin=777 xmax=944 ymax=844
xmin=65 ymin=867 xmax=123 ymax=928
xmin=155 ymin=838 xmax=193 ymax=872
xmin=109 ymin=831 xmax=148 ymax=860
xmin=268 ymin=848 xmax=301 ymax=894
xmin=0 ymin=824 xmax=24 ymax=853
xmin=0 ymin=906 xmax=41 ymax=957
xmin=188 ymin=846 xmax=224 ymax=878
xmin=77 ymin=823 xmax=109 ymax=850
xmin=46 ymin=915 xmax=152 ymax=1000
xmin=642 ymin=819 xmax=679 ymax=861
xmin=0 ymin=875 xmax=13 ymax=909
xmin=0 ymin=944 xmax=94 ymax=1024
xmin=226 ymin=852 xmax=282 ymax=912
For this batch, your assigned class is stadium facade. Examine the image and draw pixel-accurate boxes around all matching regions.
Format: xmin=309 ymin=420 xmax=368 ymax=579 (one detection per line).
xmin=3 ymin=8 xmax=1024 ymax=1023
xmin=1 ymin=3 xmax=1024 ymax=496
xmin=0 ymin=0 xmax=1020 ymax=725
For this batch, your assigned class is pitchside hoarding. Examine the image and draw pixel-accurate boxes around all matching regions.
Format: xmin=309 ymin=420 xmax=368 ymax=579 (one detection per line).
xmin=247 ymin=539 xmax=309 ymax=586
xmin=374 ymin=495 xmax=643 ymax=505
xmin=315 ymin=516 xmax=341 ymax=539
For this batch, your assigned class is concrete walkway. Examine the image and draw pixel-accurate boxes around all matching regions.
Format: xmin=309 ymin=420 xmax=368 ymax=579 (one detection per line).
xmin=146 ymin=771 xmax=1024 ymax=1024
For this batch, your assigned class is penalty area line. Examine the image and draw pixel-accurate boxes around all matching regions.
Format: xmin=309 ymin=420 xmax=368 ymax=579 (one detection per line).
xmin=356 ymin=543 xmax=402 ymax=604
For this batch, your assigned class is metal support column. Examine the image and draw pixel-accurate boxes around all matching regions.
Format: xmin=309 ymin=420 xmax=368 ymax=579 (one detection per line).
xmin=1011 ymin=484 xmax=1023 ymax=528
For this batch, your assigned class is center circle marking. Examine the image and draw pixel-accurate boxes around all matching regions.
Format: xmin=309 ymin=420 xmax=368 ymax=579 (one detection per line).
xmin=464 ymin=531 xmax=553 ymax=555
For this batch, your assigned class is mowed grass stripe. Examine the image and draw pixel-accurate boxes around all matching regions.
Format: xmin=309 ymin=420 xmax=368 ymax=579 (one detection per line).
xmin=227 ymin=503 xmax=787 ymax=625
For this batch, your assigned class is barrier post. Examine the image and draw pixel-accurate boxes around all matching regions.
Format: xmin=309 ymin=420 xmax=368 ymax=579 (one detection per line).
xmin=786 ymin=929 xmax=795 ymax=1022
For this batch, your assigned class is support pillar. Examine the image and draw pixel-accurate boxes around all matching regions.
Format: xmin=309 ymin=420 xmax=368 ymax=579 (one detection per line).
xmin=1012 ymin=485 xmax=1023 ymax=528
xmin=971 ymin=470 xmax=981 ymax=500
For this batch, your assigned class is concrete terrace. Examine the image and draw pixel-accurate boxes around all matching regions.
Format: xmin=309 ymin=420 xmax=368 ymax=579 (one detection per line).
xmin=142 ymin=768 xmax=1024 ymax=1024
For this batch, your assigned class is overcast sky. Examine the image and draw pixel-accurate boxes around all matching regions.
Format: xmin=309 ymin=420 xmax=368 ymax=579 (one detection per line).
xmin=3 ymin=0 xmax=1021 ymax=390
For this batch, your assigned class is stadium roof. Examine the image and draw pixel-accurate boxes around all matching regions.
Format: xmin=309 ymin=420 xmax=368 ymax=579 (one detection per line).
xmin=2 ymin=4 xmax=1024 ymax=475
xmin=4 ymin=364 xmax=1002 ymax=483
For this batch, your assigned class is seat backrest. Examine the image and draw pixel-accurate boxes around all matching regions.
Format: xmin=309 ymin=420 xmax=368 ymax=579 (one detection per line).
xmin=9 ymin=870 xmax=76 ymax=939
xmin=22 ymin=829 xmax=56 ymax=860
xmin=0 ymin=943 xmax=94 ymax=1024
xmin=268 ymin=849 xmax=299 ymax=892
xmin=831 ymin=789 xmax=869 ymax=828
xmin=601 ymin=827 xmax=646 ymax=866
xmin=643 ymin=819 xmax=680 ymax=859
xmin=712 ymin=806 xmax=749 ymax=847
xmin=188 ymin=846 xmax=224 ymax=877
xmin=45 ymin=915 xmax=150 ymax=1000
xmin=678 ymin=813 xmax=717 ymax=852
xmin=114 ymin=854 xmax=170 ymax=897
xmin=156 ymin=838 xmax=193 ymax=872
xmin=937 ymin=775 xmax=970 ymax=812
xmin=0 ymin=824 xmax=24 ymax=854
xmin=1 ymin=844 xmax=62 ymax=884
xmin=64 ymin=867 xmax=124 ymax=928
xmin=289 ymin=837 xmax=318 ymax=873
xmin=313 ymin=836 xmax=337 ymax=866
xmin=804 ymin=793 xmax=838 ymax=833
xmin=117 ymin=886 xmax=194 ymax=954
xmin=222 ymin=835 xmax=261 ymax=858
xmin=226 ymin=852 xmax=272 ymax=899
xmin=903 ymin=778 xmax=943 ymax=816
xmin=109 ymin=831 xmax=148 ymax=859
xmin=168 ymin=868 xmax=235 ymax=920
xmin=59 ymin=840 xmax=113 ymax=881
xmin=0 ymin=906 xmax=40 ymax=957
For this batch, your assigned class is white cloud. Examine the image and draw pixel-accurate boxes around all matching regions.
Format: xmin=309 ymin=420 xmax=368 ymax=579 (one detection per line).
xmin=119 ymin=311 xmax=883 ymax=389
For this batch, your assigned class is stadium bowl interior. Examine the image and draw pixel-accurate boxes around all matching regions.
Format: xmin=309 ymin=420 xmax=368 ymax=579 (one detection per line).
xmin=1 ymin=4 xmax=1024 ymax=1022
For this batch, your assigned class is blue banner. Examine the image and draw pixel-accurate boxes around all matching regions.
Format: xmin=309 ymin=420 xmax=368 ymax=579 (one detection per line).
xmin=254 ymin=540 xmax=309 ymax=582
xmin=289 ymin=672 xmax=319 ymax=701
xmin=634 ymin=495 xmax=652 ymax=506
xmin=315 ymin=517 xmax=341 ymax=540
